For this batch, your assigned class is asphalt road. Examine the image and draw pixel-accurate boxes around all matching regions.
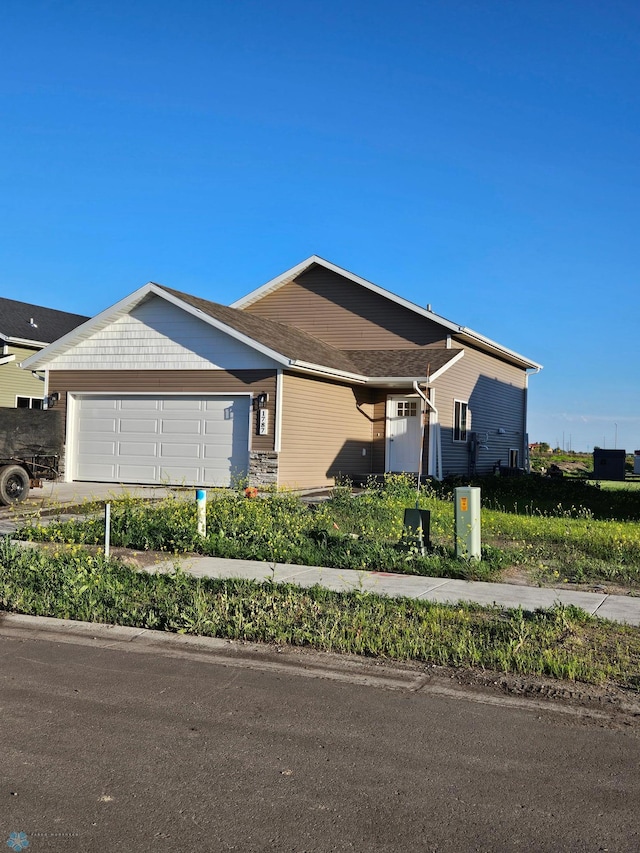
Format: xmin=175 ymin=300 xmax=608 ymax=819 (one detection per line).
xmin=1 ymin=618 xmax=639 ymax=852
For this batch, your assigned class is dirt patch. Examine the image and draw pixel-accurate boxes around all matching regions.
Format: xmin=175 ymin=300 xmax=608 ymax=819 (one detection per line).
xmin=241 ymin=645 xmax=640 ymax=732
xmin=434 ymin=664 xmax=640 ymax=731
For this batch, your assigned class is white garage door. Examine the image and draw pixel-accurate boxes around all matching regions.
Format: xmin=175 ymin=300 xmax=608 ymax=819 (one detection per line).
xmin=72 ymin=394 xmax=250 ymax=487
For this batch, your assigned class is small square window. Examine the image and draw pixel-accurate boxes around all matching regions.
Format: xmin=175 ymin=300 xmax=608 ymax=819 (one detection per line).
xmin=397 ymin=401 xmax=418 ymax=417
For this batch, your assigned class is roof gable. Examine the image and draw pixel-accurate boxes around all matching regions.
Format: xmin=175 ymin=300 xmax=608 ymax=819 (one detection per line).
xmin=232 ymin=256 xmax=541 ymax=370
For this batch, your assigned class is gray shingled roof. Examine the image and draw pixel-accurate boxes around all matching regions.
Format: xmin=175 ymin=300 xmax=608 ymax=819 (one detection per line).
xmin=344 ymin=348 xmax=462 ymax=377
xmin=0 ymin=297 xmax=89 ymax=344
xmin=158 ymin=285 xmax=460 ymax=380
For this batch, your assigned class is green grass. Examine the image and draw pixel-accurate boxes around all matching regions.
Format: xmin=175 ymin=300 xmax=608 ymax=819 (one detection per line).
xmin=17 ymin=484 xmax=500 ymax=581
xmin=15 ymin=472 xmax=640 ymax=588
xmin=596 ymin=481 xmax=640 ymax=492
xmin=1 ymin=539 xmax=639 ymax=690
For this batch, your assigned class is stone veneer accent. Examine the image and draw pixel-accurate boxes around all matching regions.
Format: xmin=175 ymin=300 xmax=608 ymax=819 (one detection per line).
xmin=248 ymin=451 xmax=279 ymax=487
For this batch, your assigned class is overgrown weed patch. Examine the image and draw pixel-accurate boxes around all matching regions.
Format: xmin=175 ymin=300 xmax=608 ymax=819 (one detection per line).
xmin=1 ymin=539 xmax=638 ymax=690
xmin=14 ymin=472 xmax=640 ymax=587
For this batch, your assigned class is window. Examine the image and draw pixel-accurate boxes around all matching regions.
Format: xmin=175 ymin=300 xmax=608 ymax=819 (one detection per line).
xmin=16 ymin=396 xmax=43 ymax=409
xmin=509 ymin=448 xmax=519 ymax=468
xmin=396 ymin=400 xmax=418 ymax=417
xmin=453 ymin=400 xmax=468 ymax=442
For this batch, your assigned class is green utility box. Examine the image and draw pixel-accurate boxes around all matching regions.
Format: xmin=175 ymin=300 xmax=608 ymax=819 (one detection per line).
xmin=454 ymin=486 xmax=481 ymax=560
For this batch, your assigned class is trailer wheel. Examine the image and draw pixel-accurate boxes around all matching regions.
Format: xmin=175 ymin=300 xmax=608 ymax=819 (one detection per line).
xmin=0 ymin=465 xmax=30 ymax=505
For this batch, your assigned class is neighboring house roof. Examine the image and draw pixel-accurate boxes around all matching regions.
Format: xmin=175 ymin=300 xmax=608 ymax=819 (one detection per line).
xmin=0 ymin=297 xmax=89 ymax=347
xmin=231 ymin=255 xmax=542 ymax=371
xmin=21 ymin=282 xmax=465 ymax=385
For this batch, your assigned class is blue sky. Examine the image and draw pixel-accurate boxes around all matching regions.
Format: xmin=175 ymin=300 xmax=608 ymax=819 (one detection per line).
xmin=2 ymin=0 xmax=639 ymax=452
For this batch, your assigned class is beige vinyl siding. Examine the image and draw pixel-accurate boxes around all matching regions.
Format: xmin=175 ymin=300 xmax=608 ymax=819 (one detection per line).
xmin=433 ymin=347 xmax=527 ymax=476
xmin=49 ymin=369 xmax=278 ymax=455
xmin=278 ymin=372 xmax=374 ymax=488
xmin=371 ymin=392 xmax=388 ymax=473
xmin=41 ymin=296 xmax=279 ymax=371
xmin=0 ymin=344 xmax=45 ymax=407
xmin=244 ymin=266 xmax=447 ymax=349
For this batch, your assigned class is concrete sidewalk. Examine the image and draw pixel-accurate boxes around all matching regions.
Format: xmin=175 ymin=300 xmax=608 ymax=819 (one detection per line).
xmin=150 ymin=554 xmax=640 ymax=627
xmin=3 ymin=480 xmax=640 ymax=627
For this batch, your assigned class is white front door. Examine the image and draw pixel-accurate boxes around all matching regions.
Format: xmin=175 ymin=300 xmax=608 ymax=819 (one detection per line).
xmin=386 ymin=396 xmax=422 ymax=472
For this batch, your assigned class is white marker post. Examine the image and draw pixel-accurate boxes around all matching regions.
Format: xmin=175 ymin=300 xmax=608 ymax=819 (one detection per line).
xmin=196 ymin=489 xmax=207 ymax=537
xmin=104 ymin=502 xmax=111 ymax=560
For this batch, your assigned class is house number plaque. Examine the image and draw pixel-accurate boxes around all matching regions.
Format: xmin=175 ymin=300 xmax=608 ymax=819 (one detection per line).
xmin=258 ymin=408 xmax=269 ymax=436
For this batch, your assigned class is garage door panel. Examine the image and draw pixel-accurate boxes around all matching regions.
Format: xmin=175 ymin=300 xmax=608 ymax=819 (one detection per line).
xmin=159 ymin=442 xmax=201 ymax=459
xmin=78 ymin=462 xmax=117 ymax=480
xmin=119 ymin=419 xmax=159 ymax=434
xmin=160 ymin=419 xmax=201 ymax=435
xmin=73 ymin=394 xmax=249 ymax=486
xmin=80 ymin=418 xmax=117 ymax=434
xmin=204 ymin=417 xmax=236 ymax=433
xmin=78 ymin=440 xmax=116 ymax=456
xmin=158 ymin=465 xmax=202 ymax=483
xmin=118 ymin=441 xmax=158 ymax=457
xmin=162 ymin=398 xmax=203 ymax=411
xmin=83 ymin=399 xmax=118 ymax=411
xmin=117 ymin=464 xmax=159 ymax=481
xmin=203 ymin=470 xmax=233 ymax=486
xmin=203 ymin=438 xmax=236 ymax=453
xmin=119 ymin=398 xmax=160 ymax=411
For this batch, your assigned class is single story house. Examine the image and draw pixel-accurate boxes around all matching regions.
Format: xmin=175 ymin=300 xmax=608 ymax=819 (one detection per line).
xmin=1 ymin=297 xmax=88 ymax=409
xmin=21 ymin=257 xmax=542 ymax=489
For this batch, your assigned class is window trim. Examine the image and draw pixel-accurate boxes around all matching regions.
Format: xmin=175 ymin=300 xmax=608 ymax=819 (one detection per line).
xmin=453 ymin=399 xmax=468 ymax=443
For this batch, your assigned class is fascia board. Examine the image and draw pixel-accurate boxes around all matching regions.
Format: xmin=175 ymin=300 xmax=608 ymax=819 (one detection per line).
xmin=0 ymin=354 xmax=16 ymax=365
xmin=364 ymin=377 xmax=428 ymax=386
xmin=6 ymin=336 xmax=49 ymax=347
xmin=287 ymin=359 xmax=367 ymax=384
xmin=455 ymin=329 xmax=542 ymax=370
xmin=428 ymin=349 xmax=465 ymax=381
xmin=230 ymin=256 xmax=322 ymax=308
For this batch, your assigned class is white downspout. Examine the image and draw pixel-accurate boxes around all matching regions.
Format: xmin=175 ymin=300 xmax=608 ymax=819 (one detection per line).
xmin=413 ymin=381 xmax=442 ymax=481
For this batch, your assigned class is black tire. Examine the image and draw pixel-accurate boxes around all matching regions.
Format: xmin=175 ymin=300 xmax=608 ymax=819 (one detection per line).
xmin=0 ymin=465 xmax=30 ymax=505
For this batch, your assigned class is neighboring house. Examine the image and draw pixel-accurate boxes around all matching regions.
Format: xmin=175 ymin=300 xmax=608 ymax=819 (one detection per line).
xmin=0 ymin=297 xmax=89 ymax=409
xmin=21 ymin=257 xmax=541 ymax=488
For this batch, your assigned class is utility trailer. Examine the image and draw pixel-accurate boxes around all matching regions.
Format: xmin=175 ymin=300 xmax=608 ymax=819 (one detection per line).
xmin=0 ymin=407 xmax=63 ymax=505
